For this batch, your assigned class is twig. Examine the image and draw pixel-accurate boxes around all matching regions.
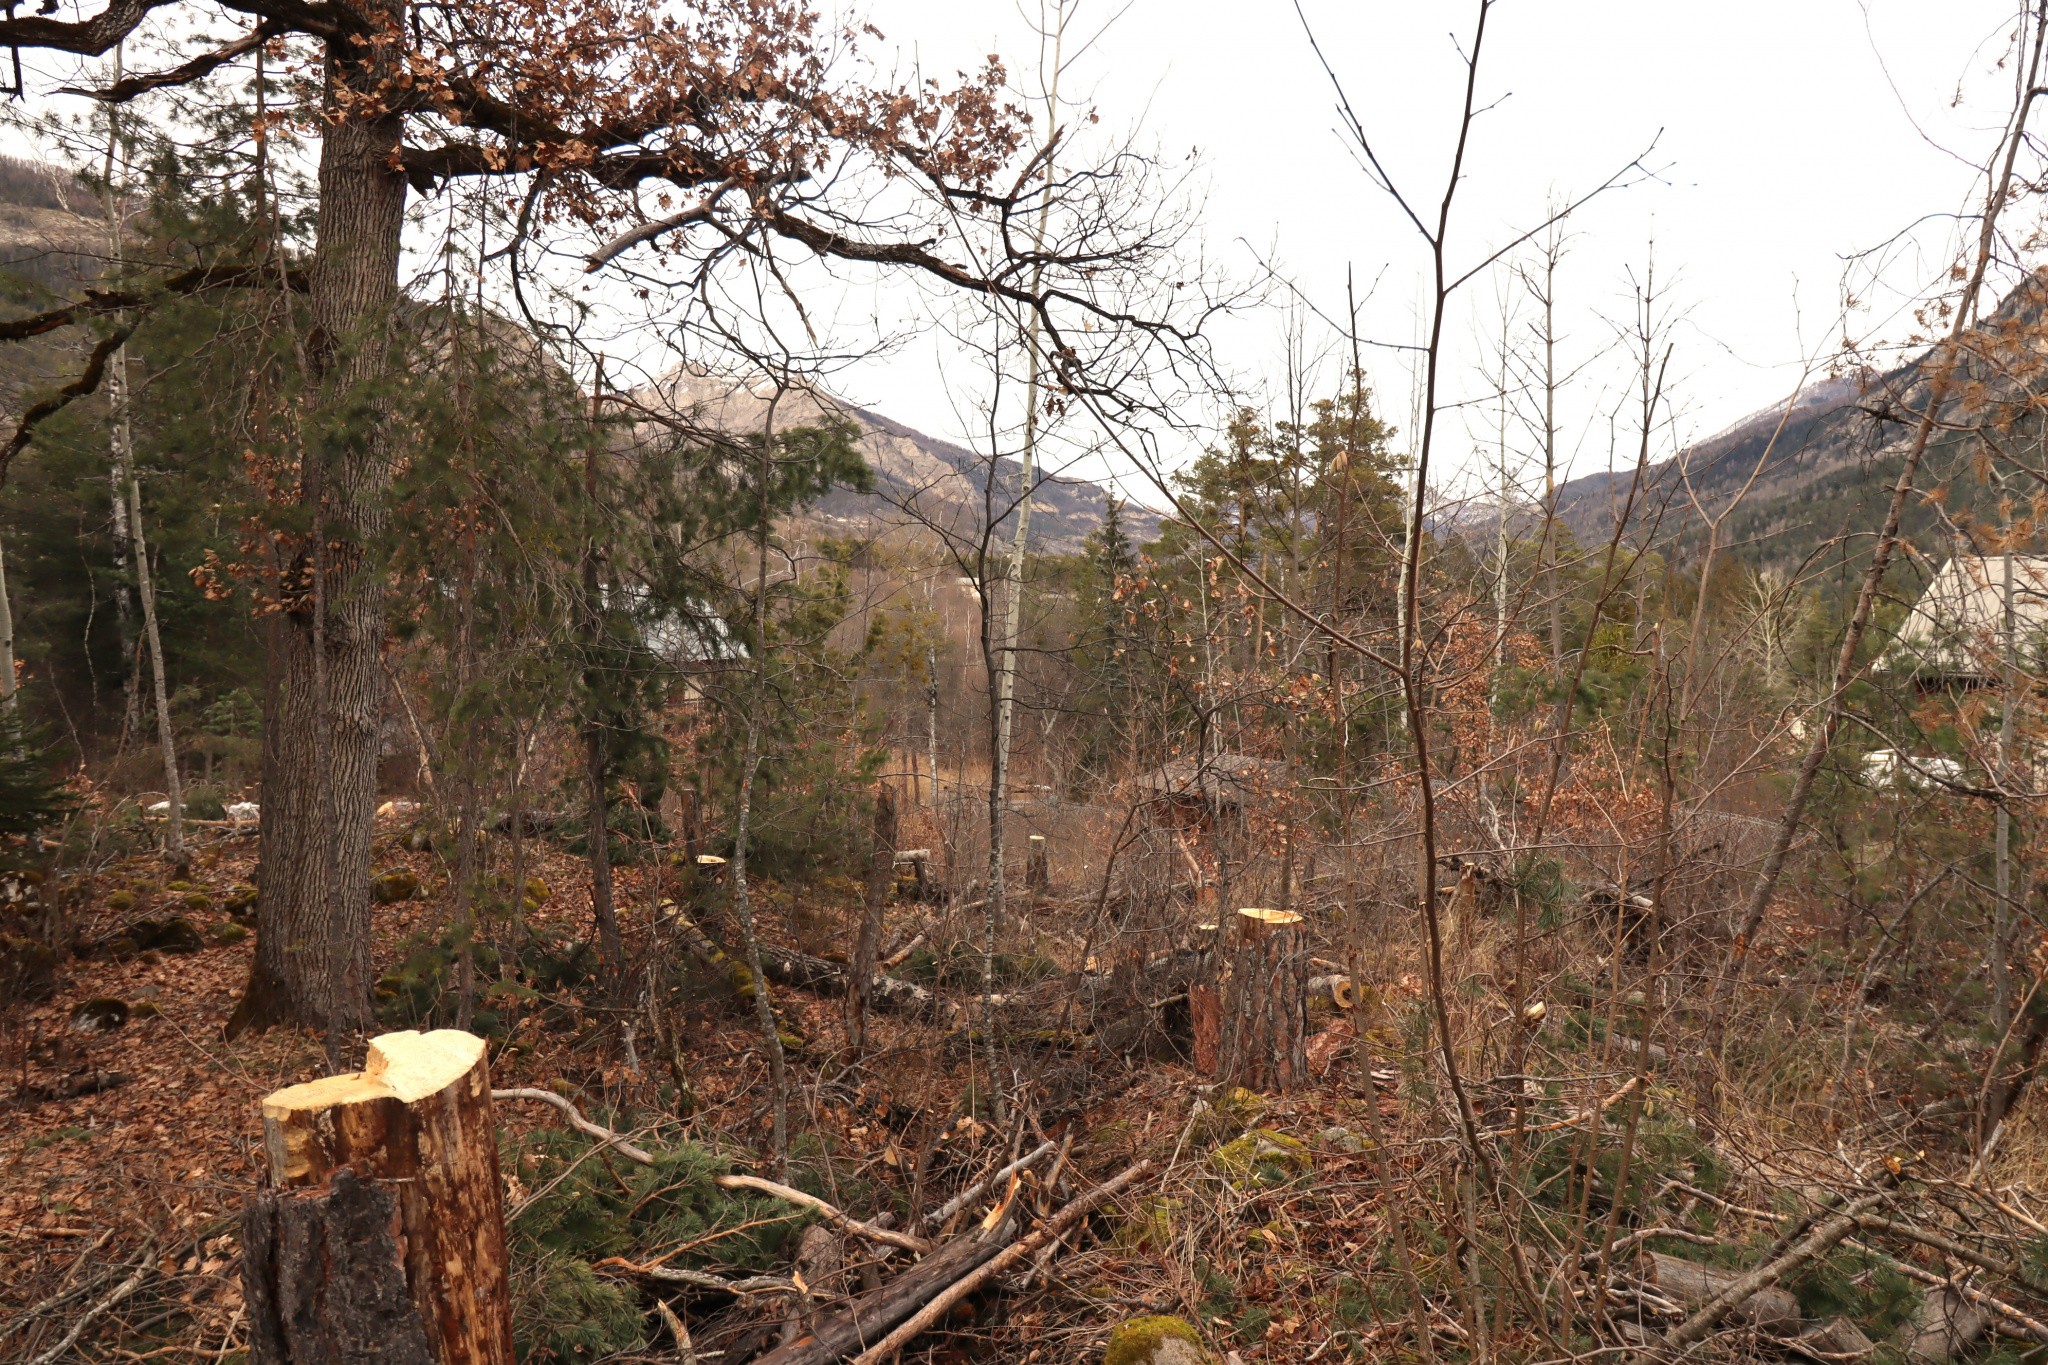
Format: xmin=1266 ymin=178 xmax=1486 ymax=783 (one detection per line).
xmin=2 ymin=1230 xmax=116 ymax=1348
xmin=27 ymin=1251 xmax=152 ymax=1365
xmin=493 ymin=1087 xmax=656 ymax=1165
xmin=653 ymin=1297 xmax=701 ymax=1365
xmin=1842 ymin=1240 xmax=2048 ymax=1343
xmin=922 ymin=1139 xmax=1058 ymax=1231
xmin=1853 ymin=1214 xmax=2048 ymax=1297
xmin=1479 ymin=1075 xmax=1642 ymax=1140
xmin=595 ymin=1255 xmax=795 ymax=1295
xmin=846 ymin=1160 xmax=1152 ymax=1365
xmin=714 ymin=1175 xmax=933 ymax=1254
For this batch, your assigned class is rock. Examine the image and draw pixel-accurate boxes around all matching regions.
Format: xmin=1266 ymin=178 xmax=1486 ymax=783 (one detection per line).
xmin=1208 ymin=1128 xmax=1311 ymax=1185
xmin=70 ymin=997 xmax=129 ymax=1032
xmin=375 ymin=799 xmax=422 ymax=821
xmin=1104 ymin=1316 xmax=1216 ymax=1365
xmin=131 ymin=917 xmax=204 ymax=954
xmin=104 ymin=890 xmax=135 ymax=912
xmin=1112 ymin=1196 xmax=1183 ymax=1252
xmin=371 ymin=868 xmax=421 ymax=904
xmin=223 ymin=884 xmax=259 ymax=921
xmin=208 ymin=921 xmax=249 ymax=945
xmin=182 ymin=892 xmax=212 ymax=913
xmin=0 ymin=933 xmax=57 ymax=998
xmin=226 ymin=801 xmax=260 ymax=826
xmin=1318 ymin=1125 xmax=1370 ymax=1153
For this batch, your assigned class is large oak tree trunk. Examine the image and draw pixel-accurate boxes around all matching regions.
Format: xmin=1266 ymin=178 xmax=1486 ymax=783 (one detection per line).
xmin=232 ymin=25 xmax=406 ymax=1034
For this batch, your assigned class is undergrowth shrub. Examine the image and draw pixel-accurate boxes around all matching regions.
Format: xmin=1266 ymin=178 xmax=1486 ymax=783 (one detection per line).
xmin=504 ymin=1127 xmax=818 ymax=1361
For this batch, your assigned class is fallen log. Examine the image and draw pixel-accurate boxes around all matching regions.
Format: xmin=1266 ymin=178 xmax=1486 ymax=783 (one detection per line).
xmin=1791 ymin=1317 xmax=1875 ymax=1361
xmin=662 ymin=903 xmax=941 ymax=1018
xmin=17 ymin=1070 xmax=128 ymax=1103
xmin=1897 ymin=1287 xmax=1991 ymax=1365
xmin=845 ymin=1161 xmax=1151 ymax=1365
xmin=754 ymin=1161 xmax=1149 ymax=1365
xmin=1637 ymin=1188 xmax=1895 ymax=1364
xmin=1642 ymin=1251 xmax=1801 ymax=1334
xmin=746 ymin=1212 xmax=1013 ymax=1365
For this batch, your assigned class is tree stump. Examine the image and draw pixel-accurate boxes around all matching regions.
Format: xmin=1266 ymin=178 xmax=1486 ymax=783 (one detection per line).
xmin=1218 ymin=908 xmax=1308 ymax=1092
xmin=1186 ymin=922 xmax=1223 ymax=1075
xmin=243 ymin=1029 xmax=514 ymax=1365
xmin=1026 ymin=834 xmax=1049 ymax=892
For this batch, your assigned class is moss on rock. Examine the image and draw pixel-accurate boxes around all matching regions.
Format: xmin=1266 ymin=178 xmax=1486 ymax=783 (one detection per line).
xmin=371 ymin=867 xmax=421 ymax=904
xmin=1103 ymin=1315 xmax=1215 ymax=1365
xmin=1208 ymin=1128 xmax=1311 ymax=1186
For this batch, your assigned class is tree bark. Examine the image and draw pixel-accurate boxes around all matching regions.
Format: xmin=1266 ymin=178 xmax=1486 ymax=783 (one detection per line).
xmin=234 ymin=21 xmax=406 ymax=1035
xmin=1642 ymin=1251 xmax=1801 ymax=1334
xmin=1219 ymin=907 xmax=1308 ymax=1092
xmin=851 ymin=782 xmax=896 ymax=1048
xmin=243 ymin=1029 xmax=514 ymax=1365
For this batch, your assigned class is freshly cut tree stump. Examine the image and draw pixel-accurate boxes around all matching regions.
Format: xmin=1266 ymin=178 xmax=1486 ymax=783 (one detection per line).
xmin=243 ymin=1029 xmax=514 ymax=1365
xmin=1219 ymin=908 xmax=1309 ymax=1092
xmin=1185 ymin=923 xmax=1222 ymax=1075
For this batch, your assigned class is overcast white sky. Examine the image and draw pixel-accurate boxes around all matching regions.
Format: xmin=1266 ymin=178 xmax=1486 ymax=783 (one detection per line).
xmin=823 ymin=0 xmax=2034 ymax=502
xmin=18 ymin=1 xmax=2026 ymax=506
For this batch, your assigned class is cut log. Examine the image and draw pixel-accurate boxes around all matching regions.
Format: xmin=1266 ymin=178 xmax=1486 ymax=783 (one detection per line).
xmin=244 ymin=1029 xmax=513 ymax=1365
xmin=1794 ymin=1317 xmax=1875 ymax=1360
xmin=1219 ymin=908 xmax=1309 ymax=1093
xmin=1642 ymin=1251 xmax=1802 ymax=1334
xmin=1895 ymin=1287 xmax=1990 ymax=1365
xmin=1026 ymin=835 xmax=1049 ymax=892
xmin=662 ymin=903 xmax=939 ymax=1019
xmin=749 ymin=1216 xmax=1015 ymax=1365
xmin=779 ymin=1224 xmax=846 ymax=1347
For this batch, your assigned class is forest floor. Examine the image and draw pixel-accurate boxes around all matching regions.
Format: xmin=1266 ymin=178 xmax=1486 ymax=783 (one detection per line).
xmin=0 ymin=817 xmax=1410 ymax=1363
xmin=15 ymin=815 xmax=2048 ymax=1363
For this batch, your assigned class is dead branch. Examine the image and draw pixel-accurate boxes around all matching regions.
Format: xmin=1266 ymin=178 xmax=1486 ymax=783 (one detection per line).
xmin=845 ymin=1160 xmax=1152 ymax=1365
xmin=713 ymin=1175 xmax=932 ymax=1254
xmin=1643 ymin=1188 xmax=1895 ymax=1360
xmin=492 ymin=1087 xmax=656 ymax=1165
xmin=25 ymin=1246 xmax=152 ymax=1365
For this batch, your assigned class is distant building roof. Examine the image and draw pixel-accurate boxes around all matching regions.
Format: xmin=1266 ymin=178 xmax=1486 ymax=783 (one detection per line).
xmin=1893 ymin=553 xmax=2048 ymax=681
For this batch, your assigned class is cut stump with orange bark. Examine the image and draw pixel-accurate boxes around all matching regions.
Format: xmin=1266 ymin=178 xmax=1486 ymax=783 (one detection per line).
xmin=1219 ymin=907 xmax=1309 ymax=1092
xmin=242 ymin=1029 xmax=514 ymax=1365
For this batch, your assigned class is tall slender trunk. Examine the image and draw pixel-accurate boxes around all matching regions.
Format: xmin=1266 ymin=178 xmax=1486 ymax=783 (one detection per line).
xmin=1995 ymin=544 xmax=2018 ymax=1033
xmin=0 ymin=537 xmax=14 ymax=708
xmin=232 ymin=15 xmax=407 ymax=1036
xmin=99 ymin=55 xmax=139 ymax=747
xmin=925 ymin=639 xmax=940 ymax=809
xmin=983 ymin=22 xmax=1066 ymax=1101
xmin=126 ymin=476 xmax=184 ymax=861
xmin=100 ymin=64 xmax=182 ymax=861
xmin=581 ymin=383 xmax=624 ymax=991
xmin=732 ymin=385 xmax=789 ymax=1169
